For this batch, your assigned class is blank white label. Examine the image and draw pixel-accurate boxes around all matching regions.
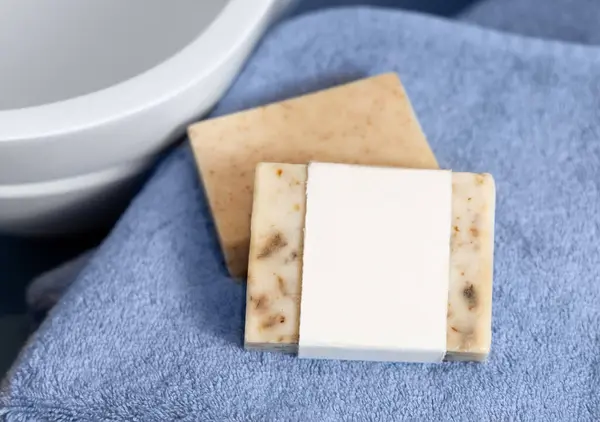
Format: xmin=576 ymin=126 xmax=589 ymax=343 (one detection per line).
xmin=298 ymin=163 xmax=452 ymax=363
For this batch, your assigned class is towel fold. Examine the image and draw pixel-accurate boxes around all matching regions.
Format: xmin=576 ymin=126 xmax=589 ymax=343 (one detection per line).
xmin=3 ymin=6 xmax=600 ymax=421
xmin=460 ymin=0 xmax=600 ymax=44
xmin=25 ymin=251 xmax=93 ymax=321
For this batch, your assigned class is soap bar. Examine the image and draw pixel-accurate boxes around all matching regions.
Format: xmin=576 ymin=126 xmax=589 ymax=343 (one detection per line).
xmin=244 ymin=163 xmax=495 ymax=361
xmin=189 ymin=73 xmax=438 ymax=278
xmin=299 ymin=163 xmax=452 ymax=363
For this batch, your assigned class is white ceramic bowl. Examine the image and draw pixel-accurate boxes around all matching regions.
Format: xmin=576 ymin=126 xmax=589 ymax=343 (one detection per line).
xmin=0 ymin=0 xmax=294 ymax=234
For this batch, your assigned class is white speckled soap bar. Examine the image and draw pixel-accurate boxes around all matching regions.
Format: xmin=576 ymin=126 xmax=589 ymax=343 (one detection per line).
xmin=244 ymin=163 xmax=495 ymax=361
xmin=244 ymin=163 xmax=307 ymax=352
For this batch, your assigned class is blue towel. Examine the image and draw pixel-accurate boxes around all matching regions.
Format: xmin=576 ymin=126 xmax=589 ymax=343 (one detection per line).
xmin=3 ymin=6 xmax=600 ymax=420
xmin=460 ymin=0 xmax=600 ymax=44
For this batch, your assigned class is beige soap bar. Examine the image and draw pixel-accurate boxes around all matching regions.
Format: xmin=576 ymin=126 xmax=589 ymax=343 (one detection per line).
xmin=189 ymin=73 xmax=438 ymax=278
xmin=245 ymin=163 xmax=495 ymax=361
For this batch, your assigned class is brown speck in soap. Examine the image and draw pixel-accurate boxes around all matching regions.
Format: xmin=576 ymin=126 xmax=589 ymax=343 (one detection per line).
xmin=252 ymin=295 xmax=269 ymax=312
xmin=276 ymin=169 xmax=283 ymax=177
xmin=277 ymin=275 xmax=287 ymax=296
xmin=284 ymin=250 xmax=299 ymax=264
xmin=293 ymin=204 xmax=301 ymax=212
xmin=476 ymin=174 xmax=485 ymax=185
xmin=261 ymin=315 xmax=278 ymax=329
xmin=278 ymin=336 xmax=285 ymax=342
xmin=454 ymin=226 xmax=460 ymax=233
xmin=463 ymin=283 xmax=477 ymax=310
xmin=257 ymin=232 xmax=288 ymax=259
xmin=451 ymin=326 xmax=474 ymax=337
xmin=468 ymin=197 xmax=472 ymax=201
xmin=261 ymin=314 xmax=285 ymax=330
xmin=470 ymin=227 xmax=479 ymax=237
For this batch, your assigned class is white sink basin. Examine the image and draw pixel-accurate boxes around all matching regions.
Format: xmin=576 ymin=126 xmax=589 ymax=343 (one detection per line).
xmin=0 ymin=0 xmax=293 ymax=234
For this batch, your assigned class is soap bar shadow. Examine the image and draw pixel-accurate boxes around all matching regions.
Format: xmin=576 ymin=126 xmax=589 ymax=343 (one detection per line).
xmin=294 ymin=0 xmax=476 ymax=17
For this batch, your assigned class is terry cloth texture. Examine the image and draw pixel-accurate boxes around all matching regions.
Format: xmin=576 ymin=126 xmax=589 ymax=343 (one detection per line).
xmin=460 ymin=0 xmax=600 ymax=44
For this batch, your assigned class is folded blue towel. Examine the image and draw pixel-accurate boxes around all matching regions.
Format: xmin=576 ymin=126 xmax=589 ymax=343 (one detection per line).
xmin=3 ymin=6 xmax=600 ymax=421
xmin=461 ymin=0 xmax=600 ymax=44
